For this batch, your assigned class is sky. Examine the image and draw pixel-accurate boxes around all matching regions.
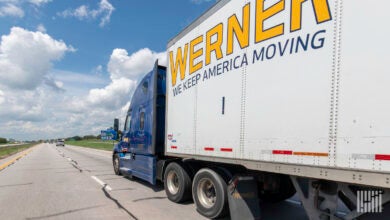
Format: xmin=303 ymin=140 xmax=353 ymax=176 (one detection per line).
xmin=0 ymin=0 xmax=216 ymax=141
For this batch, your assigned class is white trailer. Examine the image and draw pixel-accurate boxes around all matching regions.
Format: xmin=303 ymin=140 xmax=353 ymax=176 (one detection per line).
xmin=164 ymin=0 xmax=390 ymax=219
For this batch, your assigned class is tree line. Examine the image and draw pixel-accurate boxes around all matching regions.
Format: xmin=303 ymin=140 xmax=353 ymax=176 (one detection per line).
xmin=65 ymin=135 xmax=101 ymax=141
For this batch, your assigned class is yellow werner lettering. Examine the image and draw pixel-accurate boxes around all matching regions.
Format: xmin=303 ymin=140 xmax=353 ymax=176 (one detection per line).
xmin=206 ymin=23 xmax=224 ymax=65
xmin=189 ymin=35 xmax=203 ymax=74
xmin=227 ymin=3 xmax=250 ymax=55
xmin=255 ymin=0 xmax=285 ymax=43
xmin=169 ymin=44 xmax=188 ymax=86
xmin=291 ymin=0 xmax=307 ymax=31
xmin=312 ymin=0 xmax=332 ymax=23
xmin=291 ymin=0 xmax=332 ymax=32
xmin=169 ymin=0 xmax=332 ymax=87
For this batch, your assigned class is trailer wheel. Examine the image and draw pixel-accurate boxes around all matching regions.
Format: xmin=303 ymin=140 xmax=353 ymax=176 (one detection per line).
xmin=164 ymin=162 xmax=192 ymax=203
xmin=113 ymin=153 xmax=121 ymax=176
xmin=192 ymin=168 xmax=228 ymax=219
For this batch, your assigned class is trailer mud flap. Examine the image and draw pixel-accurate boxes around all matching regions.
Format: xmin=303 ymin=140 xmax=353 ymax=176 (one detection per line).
xmin=228 ymin=176 xmax=261 ymax=220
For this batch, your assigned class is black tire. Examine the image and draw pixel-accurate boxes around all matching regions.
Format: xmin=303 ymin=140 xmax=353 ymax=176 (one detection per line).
xmin=192 ymin=168 xmax=229 ymax=219
xmin=113 ymin=153 xmax=121 ymax=176
xmin=164 ymin=162 xmax=192 ymax=203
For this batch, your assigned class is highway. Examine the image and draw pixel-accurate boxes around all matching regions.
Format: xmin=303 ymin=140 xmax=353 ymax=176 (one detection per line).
xmin=0 ymin=143 xmax=309 ymax=220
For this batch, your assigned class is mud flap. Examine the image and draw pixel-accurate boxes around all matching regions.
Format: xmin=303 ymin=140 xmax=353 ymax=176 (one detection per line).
xmin=228 ymin=176 xmax=261 ymax=220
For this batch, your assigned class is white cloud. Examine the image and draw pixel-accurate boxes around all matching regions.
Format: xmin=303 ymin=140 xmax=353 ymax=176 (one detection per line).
xmin=70 ymin=5 xmax=88 ymax=19
xmin=108 ymin=48 xmax=166 ymax=81
xmin=0 ymin=27 xmax=74 ymax=90
xmin=58 ymin=0 xmax=115 ymax=27
xmin=191 ymin=0 xmax=214 ymax=4
xmin=94 ymin=65 xmax=103 ymax=75
xmin=28 ymin=0 xmax=51 ymax=6
xmin=98 ymin=0 xmax=114 ymax=27
xmin=54 ymin=69 xmax=109 ymax=88
xmin=36 ymin=23 xmax=46 ymax=33
xmin=69 ymin=48 xmax=165 ymax=129
xmin=0 ymin=47 xmax=165 ymax=141
xmin=43 ymin=76 xmax=65 ymax=92
xmin=0 ymin=90 xmax=4 ymax=104
xmin=86 ymin=77 xmax=136 ymax=110
xmin=0 ymin=0 xmax=50 ymax=18
xmin=0 ymin=87 xmax=53 ymax=123
xmin=71 ymin=48 xmax=165 ymax=112
xmin=0 ymin=3 xmax=24 ymax=17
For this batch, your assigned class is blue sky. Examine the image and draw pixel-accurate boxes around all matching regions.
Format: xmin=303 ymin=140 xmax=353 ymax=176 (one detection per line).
xmin=0 ymin=0 xmax=216 ymax=140
xmin=1 ymin=0 xmax=215 ymax=73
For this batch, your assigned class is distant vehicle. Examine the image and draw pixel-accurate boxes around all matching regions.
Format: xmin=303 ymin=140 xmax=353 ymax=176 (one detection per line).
xmin=112 ymin=0 xmax=390 ymax=219
xmin=56 ymin=139 xmax=64 ymax=147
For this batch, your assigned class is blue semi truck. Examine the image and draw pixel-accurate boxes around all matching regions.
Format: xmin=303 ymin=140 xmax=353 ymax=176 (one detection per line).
xmin=112 ymin=0 xmax=390 ymax=219
xmin=111 ymin=61 xmax=281 ymax=219
xmin=112 ymin=62 xmax=167 ymax=185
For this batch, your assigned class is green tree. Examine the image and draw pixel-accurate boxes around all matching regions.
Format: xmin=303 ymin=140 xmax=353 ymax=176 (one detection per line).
xmin=73 ymin=136 xmax=83 ymax=141
xmin=83 ymin=135 xmax=97 ymax=140
xmin=0 ymin=138 xmax=7 ymax=144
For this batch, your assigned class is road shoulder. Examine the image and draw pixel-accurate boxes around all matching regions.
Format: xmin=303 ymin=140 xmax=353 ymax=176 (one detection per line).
xmin=0 ymin=145 xmax=38 ymax=171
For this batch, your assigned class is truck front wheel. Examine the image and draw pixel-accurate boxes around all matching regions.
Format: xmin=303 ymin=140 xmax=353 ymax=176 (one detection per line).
xmin=164 ymin=162 xmax=192 ymax=203
xmin=192 ymin=168 xmax=228 ymax=219
xmin=113 ymin=153 xmax=121 ymax=176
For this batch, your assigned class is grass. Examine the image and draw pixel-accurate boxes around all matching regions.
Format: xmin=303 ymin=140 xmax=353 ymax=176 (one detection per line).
xmin=0 ymin=143 xmax=36 ymax=159
xmin=65 ymin=139 xmax=117 ymax=151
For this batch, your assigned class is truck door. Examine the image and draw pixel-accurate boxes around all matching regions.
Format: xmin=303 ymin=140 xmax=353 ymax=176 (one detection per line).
xmin=119 ymin=110 xmax=132 ymax=169
xmin=132 ymin=107 xmax=147 ymax=152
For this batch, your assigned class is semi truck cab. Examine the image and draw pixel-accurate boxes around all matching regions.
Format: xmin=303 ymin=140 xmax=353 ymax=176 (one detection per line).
xmin=113 ymin=61 xmax=166 ymax=185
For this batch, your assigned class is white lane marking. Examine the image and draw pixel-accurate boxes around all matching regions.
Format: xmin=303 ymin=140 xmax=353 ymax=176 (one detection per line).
xmin=91 ymin=175 xmax=112 ymax=191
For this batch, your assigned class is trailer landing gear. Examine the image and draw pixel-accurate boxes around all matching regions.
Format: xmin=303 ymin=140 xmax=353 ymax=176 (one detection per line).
xmin=290 ymin=176 xmax=390 ymax=220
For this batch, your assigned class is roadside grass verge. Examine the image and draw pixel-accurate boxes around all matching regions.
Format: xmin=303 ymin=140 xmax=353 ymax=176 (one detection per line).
xmin=65 ymin=139 xmax=117 ymax=151
xmin=0 ymin=143 xmax=36 ymax=159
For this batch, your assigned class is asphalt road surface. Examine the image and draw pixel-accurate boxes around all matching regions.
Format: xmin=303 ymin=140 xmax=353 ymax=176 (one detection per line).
xmin=0 ymin=143 xmax=310 ymax=220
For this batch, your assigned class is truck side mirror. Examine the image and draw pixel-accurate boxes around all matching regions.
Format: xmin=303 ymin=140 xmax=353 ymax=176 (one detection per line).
xmin=114 ymin=118 xmax=119 ymax=132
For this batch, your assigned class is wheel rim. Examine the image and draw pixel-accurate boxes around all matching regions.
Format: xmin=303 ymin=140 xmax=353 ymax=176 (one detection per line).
xmin=114 ymin=157 xmax=119 ymax=173
xmin=197 ymin=177 xmax=216 ymax=209
xmin=167 ymin=170 xmax=179 ymax=195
